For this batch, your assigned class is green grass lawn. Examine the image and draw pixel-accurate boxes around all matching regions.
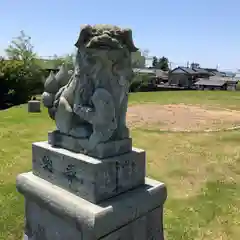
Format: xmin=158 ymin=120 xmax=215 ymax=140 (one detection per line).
xmin=1 ymin=91 xmax=240 ymax=240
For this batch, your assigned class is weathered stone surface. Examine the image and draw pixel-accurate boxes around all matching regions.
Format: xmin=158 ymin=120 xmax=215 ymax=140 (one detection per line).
xmin=32 ymin=141 xmax=145 ymax=203
xmin=28 ymin=100 xmax=41 ymax=113
xmin=74 ymin=24 xmax=138 ymax=51
xmin=17 ymin=173 xmax=167 ymax=240
xmin=42 ymin=25 xmax=137 ymax=156
xmin=44 ymin=71 xmax=58 ymax=94
xmin=55 ymin=64 xmax=69 ymax=88
xmin=42 ymin=92 xmax=55 ymax=108
xmin=101 ymin=207 xmax=164 ymax=240
xmin=48 ymin=130 xmax=132 ymax=158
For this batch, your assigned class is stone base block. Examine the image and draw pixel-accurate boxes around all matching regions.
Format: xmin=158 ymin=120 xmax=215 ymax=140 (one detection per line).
xmin=32 ymin=141 xmax=145 ymax=203
xmin=48 ymin=130 xmax=132 ymax=159
xmin=28 ymin=100 xmax=41 ymax=113
xmin=17 ymin=172 xmax=167 ymax=240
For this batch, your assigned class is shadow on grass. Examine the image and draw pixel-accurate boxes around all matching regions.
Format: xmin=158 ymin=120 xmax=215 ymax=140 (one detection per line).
xmin=164 ymin=180 xmax=240 ymax=240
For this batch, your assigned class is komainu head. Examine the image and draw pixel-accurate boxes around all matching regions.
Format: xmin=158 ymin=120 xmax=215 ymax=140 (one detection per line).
xmin=74 ymin=24 xmax=138 ymax=52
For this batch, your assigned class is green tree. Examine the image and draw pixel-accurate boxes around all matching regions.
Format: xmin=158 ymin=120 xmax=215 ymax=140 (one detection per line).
xmin=157 ymin=56 xmax=169 ymax=71
xmin=5 ymin=30 xmax=36 ymax=65
xmin=190 ymin=62 xmax=200 ymax=69
xmin=2 ymin=31 xmax=45 ymax=106
xmin=0 ymin=60 xmax=31 ymax=106
xmin=152 ymin=56 xmax=158 ymax=68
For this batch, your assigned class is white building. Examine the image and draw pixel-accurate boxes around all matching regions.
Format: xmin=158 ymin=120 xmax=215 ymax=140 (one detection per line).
xmin=235 ymin=72 xmax=240 ymax=81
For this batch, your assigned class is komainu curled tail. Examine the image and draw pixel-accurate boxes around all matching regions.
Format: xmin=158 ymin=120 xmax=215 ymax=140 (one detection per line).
xmin=42 ymin=64 xmax=72 ymax=120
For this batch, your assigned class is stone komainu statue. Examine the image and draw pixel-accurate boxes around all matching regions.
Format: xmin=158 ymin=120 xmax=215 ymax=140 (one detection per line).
xmin=42 ymin=24 xmax=138 ymax=155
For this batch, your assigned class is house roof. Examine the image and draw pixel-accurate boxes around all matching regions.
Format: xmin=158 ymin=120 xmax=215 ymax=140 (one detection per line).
xmin=204 ymin=68 xmax=218 ymax=73
xmin=155 ymin=69 xmax=168 ymax=79
xmin=195 ymin=79 xmax=226 ymax=86
xmin=133 ymin=68 xmax=169 ymax=79
xmin=224 ymin=71 xmax=236 ymax=77
xmin=171 ymin=66 xmax=214 ymax=75
xmin=133 ymin=68 xmax=155 ymax=74
xmin=212 ymin=71 xmax=225 ymax=77
xmin=209 ymin=76 xmax=237 ymax=83
xmin=171 ymin=67 xmax=198 ymax=75
xmin=192 ymin=68 xmax=211 ymax=75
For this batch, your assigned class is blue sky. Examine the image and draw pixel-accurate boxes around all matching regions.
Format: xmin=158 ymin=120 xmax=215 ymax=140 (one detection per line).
xmin=0 ymin=0 xmax=240 ymax=70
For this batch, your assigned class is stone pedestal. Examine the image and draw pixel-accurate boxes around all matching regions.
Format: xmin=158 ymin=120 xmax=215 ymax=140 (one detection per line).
xmin=32 ymin=142 xmax=145 ymax=203
xmin=17 ymin=141 xmax=167 ymax=240
xmin=28 ymin=100 xmax=41 ymax=113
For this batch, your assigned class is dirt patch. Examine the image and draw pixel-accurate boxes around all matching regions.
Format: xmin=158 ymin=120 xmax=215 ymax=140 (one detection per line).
xmin=127 ymin=104 xmax=240 ymax=132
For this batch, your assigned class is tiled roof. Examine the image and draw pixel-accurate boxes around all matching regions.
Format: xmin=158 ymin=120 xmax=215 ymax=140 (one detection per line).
xmin=179 ymin=67 xmax=197 ymax=74
xmin=171 ymin=67 xmax=197 ymax=74
xmin=204 ymin=68 xmax=218 ymax=73
xmin=171 ymin=67 xmax=218 ymax=76
xmin=133 ymin=68 xmax=155 ymax=74
xmin=192 ymin=68 xmax=211 ymax=74
xmin=209 ymin=76 xmax=237 ymax=83
xmin=133 ymin=68 xmax=169 ymax=79
xmin=195 ymin=79 xmax=226 ymax=86
xmin=155 ymin=69 xmax=168 ymax=79
xmin=212 ymin=71 xmax=225 ymax=77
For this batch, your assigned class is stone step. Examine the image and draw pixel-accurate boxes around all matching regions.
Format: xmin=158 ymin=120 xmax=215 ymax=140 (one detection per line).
xmin=17 ymin=173 xmax=167 ymax=240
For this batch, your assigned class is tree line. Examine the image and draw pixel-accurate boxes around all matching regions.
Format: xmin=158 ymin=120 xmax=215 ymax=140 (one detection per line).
xmin=152 ymin=56 xmax=169 ymax=71
xmin=0 ymin=31 xmax=173 ymax=109
xmin=0 ymin=31 xmax=74 ymax=109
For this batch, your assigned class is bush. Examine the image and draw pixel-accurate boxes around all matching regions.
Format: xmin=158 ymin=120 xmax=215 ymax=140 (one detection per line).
xmin=130 ymin=73 xmax=156 ymax=92
xmin=0 ymin=59 xmax=44 ymax=108
xmin=236 ymin=81 xmax=240 ymax=91
xmin=129 ymin=79 xmax=142 ymax=92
